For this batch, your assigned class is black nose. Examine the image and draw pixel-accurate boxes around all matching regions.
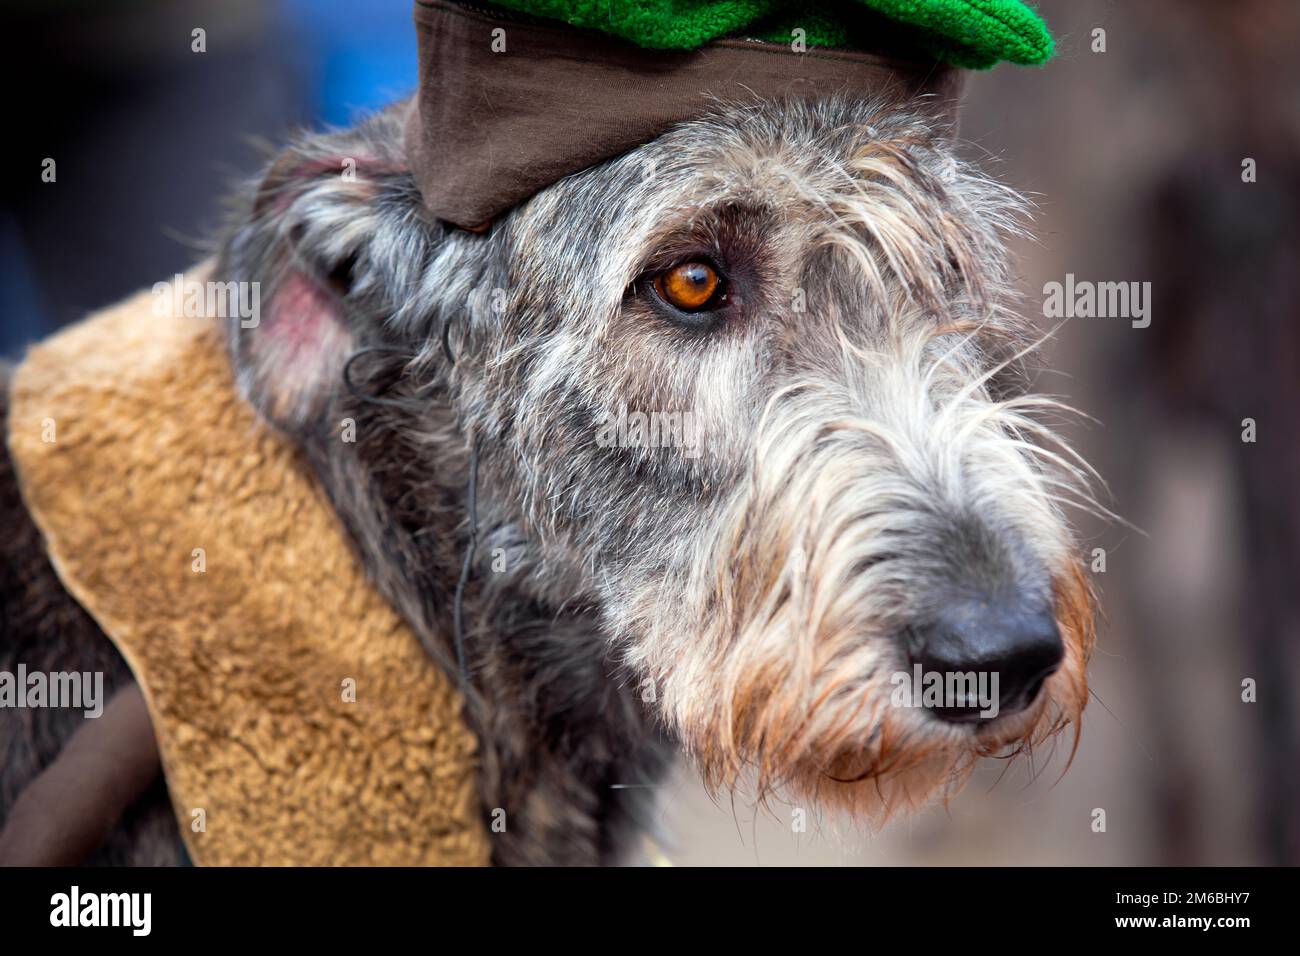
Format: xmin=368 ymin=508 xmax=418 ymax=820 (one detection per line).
xmin=911 ymin=596 xmax=1063 ymax=723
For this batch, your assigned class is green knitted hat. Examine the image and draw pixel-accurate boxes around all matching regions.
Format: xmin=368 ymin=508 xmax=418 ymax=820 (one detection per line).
xmin=487 ymin=0 xmax=1054 ymax=68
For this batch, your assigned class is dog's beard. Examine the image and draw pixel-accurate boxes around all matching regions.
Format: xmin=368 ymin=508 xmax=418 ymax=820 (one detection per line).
xmin=611 ymin=325 xmax=1096 ymax=822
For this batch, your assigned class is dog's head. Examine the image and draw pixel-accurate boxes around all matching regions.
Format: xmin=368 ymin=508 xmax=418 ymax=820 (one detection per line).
xmin=224 ymin=95 xmax=1096 ymax=820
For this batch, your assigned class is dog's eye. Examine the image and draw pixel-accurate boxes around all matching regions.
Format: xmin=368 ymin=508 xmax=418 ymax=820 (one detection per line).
xmin=653 ymin=261 xmax=724 ymax=312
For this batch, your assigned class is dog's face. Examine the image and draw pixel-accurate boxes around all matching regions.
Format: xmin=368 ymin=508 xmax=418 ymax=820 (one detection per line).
xmin=468 ymin=97 xmax=1094 ymax=815
xmin=227 ymin=95 xmax=1095 ymax=822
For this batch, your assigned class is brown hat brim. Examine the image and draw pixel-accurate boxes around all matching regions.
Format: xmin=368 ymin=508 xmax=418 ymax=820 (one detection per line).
xmin=406 ymin=0 xmax=964 ymax=229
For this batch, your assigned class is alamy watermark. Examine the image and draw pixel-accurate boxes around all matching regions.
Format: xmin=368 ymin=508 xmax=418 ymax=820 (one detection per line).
xmin=890 ymin=663 xmax=1001 ymax=719
xmin=0 ymin=664 xmax=103 ymax=718
xmin=596 ymin=404 xmax=702 ymax=458
xmin=152 ymin=273 xmax=260 ymax=328
xmin=1042 ymin=273 xmax=1151 ymax=328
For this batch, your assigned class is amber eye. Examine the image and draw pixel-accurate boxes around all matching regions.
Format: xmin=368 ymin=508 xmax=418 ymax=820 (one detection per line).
xmin=654 ymin=261 xmax=722 ymax=312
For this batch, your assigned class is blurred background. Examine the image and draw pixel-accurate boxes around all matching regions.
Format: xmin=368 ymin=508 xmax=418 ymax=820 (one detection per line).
xmin=3 ymin=0 xmax=1297 ymax=864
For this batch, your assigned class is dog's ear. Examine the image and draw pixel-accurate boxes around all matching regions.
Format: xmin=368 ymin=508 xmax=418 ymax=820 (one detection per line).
xmin=221 ymin=137 xmax=414 ymax=433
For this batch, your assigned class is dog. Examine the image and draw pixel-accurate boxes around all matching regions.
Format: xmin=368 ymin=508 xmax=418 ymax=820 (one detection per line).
xmin=0 ymin=94 xmax=1096 ymax=866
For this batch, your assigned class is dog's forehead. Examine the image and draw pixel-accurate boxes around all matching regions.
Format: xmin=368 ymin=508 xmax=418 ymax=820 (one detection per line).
xmin=509 ymin=105 xmax=940 ymax=311
xmin=522 ymin=96 xmax=957 ymax=257
xmin=497 ymin=93 xmax=1023 ymax=350
xmin=533 ymin=99 xmax=923 ymax=201
xmin=653 ymin=96 xmax=943 ymax=163
xmin=669 ymin=99 xmax=945 ymax=184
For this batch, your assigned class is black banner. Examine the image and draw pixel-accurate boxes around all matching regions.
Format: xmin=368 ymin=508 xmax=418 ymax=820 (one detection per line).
xmin=0 ymin=866 xmax=1289 ymax=941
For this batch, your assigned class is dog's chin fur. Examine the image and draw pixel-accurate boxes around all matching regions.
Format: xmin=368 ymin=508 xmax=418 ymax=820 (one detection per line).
xmin=684 ymin=614 xmax=1091 ymax=824
xmin=656 ymin=566 xmax=1092 ymax=825
xmin=786 ymin=639 xmax=1088 ymax=823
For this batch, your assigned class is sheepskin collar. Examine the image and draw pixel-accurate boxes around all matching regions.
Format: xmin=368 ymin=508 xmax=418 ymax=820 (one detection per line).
xmin=7 ymin=270 xmax=489 ymax=866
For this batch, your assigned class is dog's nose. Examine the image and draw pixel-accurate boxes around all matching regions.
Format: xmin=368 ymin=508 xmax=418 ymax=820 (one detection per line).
xmin=911 ymin=597 xmax=1063 ymax=723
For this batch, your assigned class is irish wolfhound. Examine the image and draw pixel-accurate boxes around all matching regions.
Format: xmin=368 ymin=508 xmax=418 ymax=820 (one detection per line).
xmin=1 ymin=94 xmax=1096 ymax=865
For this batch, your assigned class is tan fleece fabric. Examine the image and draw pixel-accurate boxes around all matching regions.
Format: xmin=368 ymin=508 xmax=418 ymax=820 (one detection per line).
xmin=7 ymin=274 xmax=490 ymax=866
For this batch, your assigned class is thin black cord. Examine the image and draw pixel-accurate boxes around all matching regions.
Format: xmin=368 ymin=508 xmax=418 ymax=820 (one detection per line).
xmin=341 ymin=345 xmax=418 ymax=408
xmin=451 ymin=440 xmax=479 ymax=689
xmin=341 ymin=331 xmax=475 ymax=690
xmin=441 ymin=316 xmax=457 ymax=366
